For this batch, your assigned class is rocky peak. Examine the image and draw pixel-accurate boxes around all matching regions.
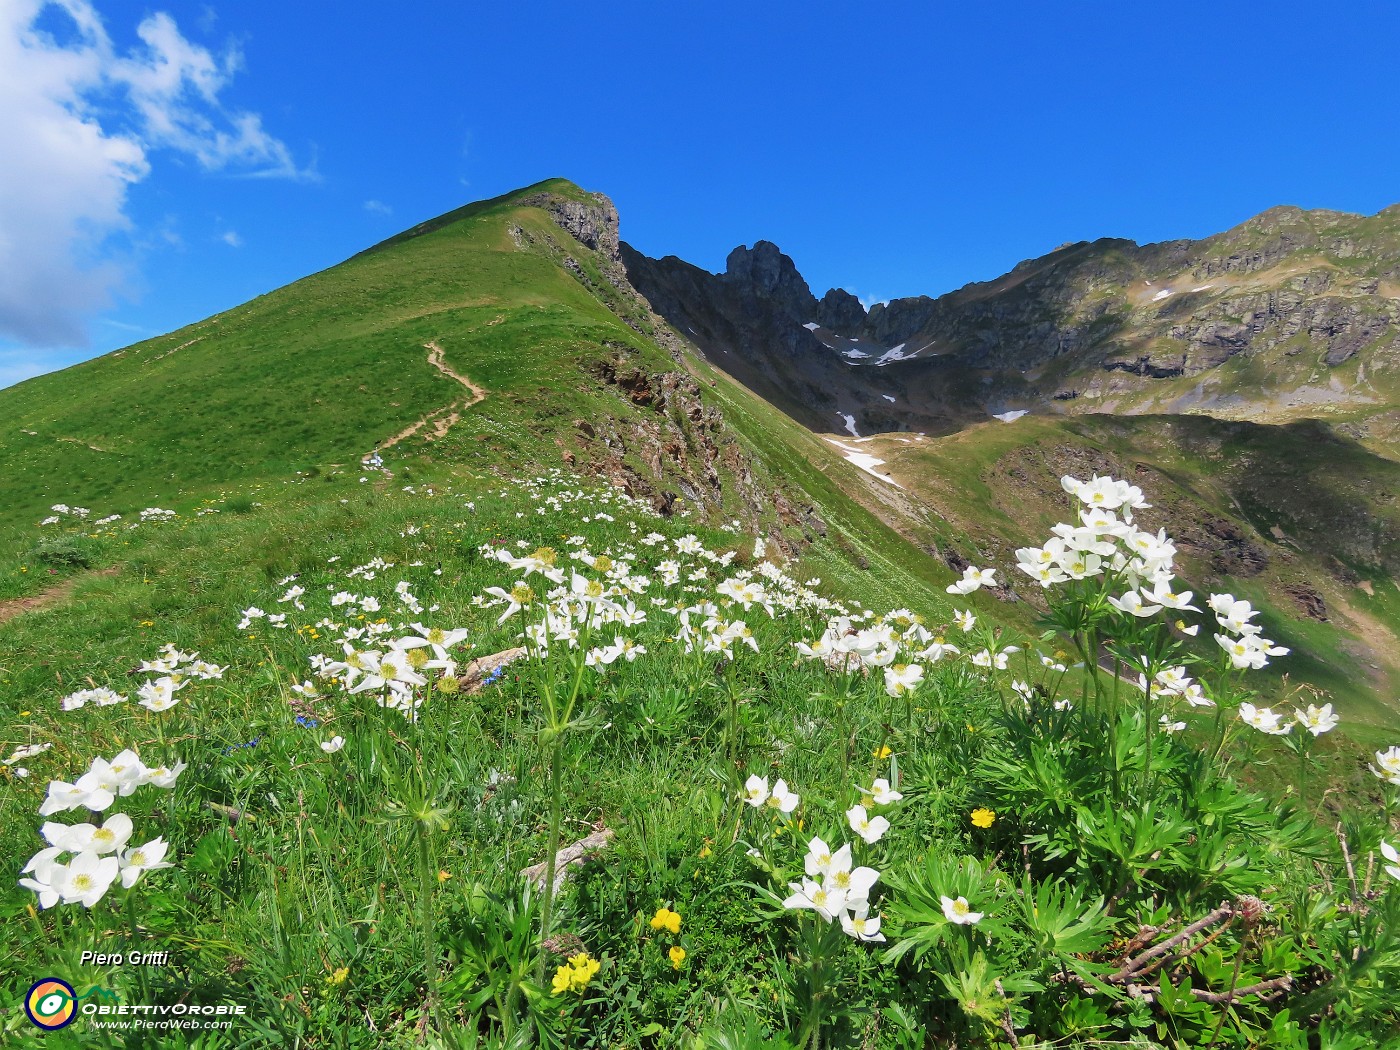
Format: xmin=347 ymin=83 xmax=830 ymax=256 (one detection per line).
xmin=816 ymin=288 xmax=867 ymax=333
xmin=722 ymin=241 xmax=818 ymax=316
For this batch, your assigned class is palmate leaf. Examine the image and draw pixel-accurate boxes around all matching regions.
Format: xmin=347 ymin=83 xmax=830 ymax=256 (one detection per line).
xmin=1012 ymin=876 xmax=1115 ymax=962
xmin=1073 ymin=800 xmax=1189 ymax=871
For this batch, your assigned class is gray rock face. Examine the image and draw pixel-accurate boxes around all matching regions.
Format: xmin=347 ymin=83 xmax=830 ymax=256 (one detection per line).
xmin=722 ymin=241 xmax=816 ymax=312
xmin=817 ymin=288 xmax=868 ymax=333
xmin=520 ymin=192 xmax=620 ymax=260
xmin=621 ymin=201 xmax=1400 ymax=441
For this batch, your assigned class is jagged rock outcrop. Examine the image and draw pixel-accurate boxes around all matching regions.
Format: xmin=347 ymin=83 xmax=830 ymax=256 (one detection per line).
xmin=621 ymin=203 xmax=1400 ymax=448
xmin=519 ymin=191 xmax=620 ymax=260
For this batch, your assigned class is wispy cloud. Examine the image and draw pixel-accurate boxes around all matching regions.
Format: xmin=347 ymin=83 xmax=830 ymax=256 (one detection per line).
xmin=220 ymin=229 xmax=243 ymax=247
xmin=363 ymin=199 xmax=392 ymax=216
xmin=0 ymin=1 xmax=307 ymax=348
xmin=100 ymin=318 xmax=150 ymax=334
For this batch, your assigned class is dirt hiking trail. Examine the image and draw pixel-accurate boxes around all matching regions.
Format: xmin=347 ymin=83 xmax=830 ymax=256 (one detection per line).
xmin=379 ymin=341 xmax=487 ymax=450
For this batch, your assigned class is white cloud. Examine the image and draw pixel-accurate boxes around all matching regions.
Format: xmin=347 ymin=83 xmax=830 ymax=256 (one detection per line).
xmin=220 ymin=229 xmax=242 ymax=247
xmin=363 ymin=199 xmax=392 ymax=216
xmin=0 ymin=0 xmax=306 ymax=348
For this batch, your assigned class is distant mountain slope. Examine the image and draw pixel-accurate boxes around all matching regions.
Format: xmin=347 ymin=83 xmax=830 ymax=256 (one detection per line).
xmin=623 ymin=204 xmax=1400 ymax=455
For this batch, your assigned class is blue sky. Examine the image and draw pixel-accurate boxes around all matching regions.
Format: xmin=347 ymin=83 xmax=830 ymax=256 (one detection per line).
xmin=3 ymin=0 xmax=1399 ymax=387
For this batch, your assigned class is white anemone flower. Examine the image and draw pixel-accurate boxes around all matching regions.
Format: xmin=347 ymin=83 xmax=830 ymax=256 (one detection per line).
xmin=941 ymin=895 xmax=983 ymax=925
xmin=137 ymin=678 xmax=184 ymax=712
xmin=918 ymin=637 xmax=960 ymax=662
xmin=781 ymin=878 xmax=848 ymax=922
xmin=4 ymin=742 xmax=52 ymax=764
xmin=1107 ymin=590 xmax=1163 ymax=618
xmin=840 ymin=905 xmax=886 ymax=942
xmin=883 ymin=663 xmax=924 ymax=698
xmin=765 ymin=780 xmax=800 ymax=814
xmin=742 ymin=775 xmax=770 ymax=808
xmin=824 ymin=862 xmax=880 ymax=904
xmin=1294 ymin=703 xmax=1339 ymax=736
xmin=118 ymin=837 xmax=175 ymax=888
xmin=142 ymin=761 xmax=187 ymax=788
xmin=1370 ymin=746 xmax=1400 ymax=786
xmin=1238 ymin=702 xmax=1292 ymax=736
xmin=946 ymin=566 xmax=996 ymax=595
xmin=847 ymin=804 xmax=890 ymax=845
xmin=804 ymin=838 xmax=850 ymax=879
xmin=1145 ymin=581 xmax=1199 ymax=611
xmin=56 ymin=851 xmax=121 ymax=907
xmin=19 ymin=847 xmax=66 ymax=909
xmin=320 ymin=736 xmax=346 ymax=753
xmin=39 ymin=778 xmax=97 ymax=816
xmin=43 ymin=813 xmax=133 ymax=855
xmin=406 ymin=623 xmax=471 ymax=661
xmin=865 ymin=778 xmax=903 ymax=805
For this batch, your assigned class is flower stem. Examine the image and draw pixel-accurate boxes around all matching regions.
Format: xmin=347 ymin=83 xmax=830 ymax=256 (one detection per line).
xmin=535 ymin=739 xmax=564 ymax=987
xmin=417 ymin=824 xmax=443 ymax=1032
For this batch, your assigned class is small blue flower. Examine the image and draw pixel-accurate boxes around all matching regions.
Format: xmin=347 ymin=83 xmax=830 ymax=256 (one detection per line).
xmin=221 ymin=735 xmax=262 ymax=755
xmin=295 ymin=715 xmax=320 ymax=728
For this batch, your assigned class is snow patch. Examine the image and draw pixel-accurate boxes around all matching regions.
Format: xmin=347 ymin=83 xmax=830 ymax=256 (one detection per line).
xmin=802 ymin=322 xmax=820 ymax=330
xmin=1151 ymin=288 xmax=1173 ymax=302
xmin=838 ymin=413 xmax=860 ymax=437
xmin=992 ymin=410 xmax=1028 ymax=422
xmin=842 ymin=348 xmax=871 ymax=360
xmin=825 ymin=439 xmax=903 ymax=488
xmin=875 ymin=343 xmax=912 ymax=366
xmin=1191 ymin=285 xmax=1213 ymax=293
xmin=882 ymin=395 xmax=896 ymax=403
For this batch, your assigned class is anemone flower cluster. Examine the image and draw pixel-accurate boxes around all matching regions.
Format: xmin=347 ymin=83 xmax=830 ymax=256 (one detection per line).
xmin=60 ymin=644 xmax=225 ymax=715
xmin=1207 ymin=594 xmax=1290 ymax=671
xmin=21 ymin=749 xmax=184 ymax=909
xmin=40 ymin=503 xmax=91 ymax=525
xmin=792 ymin=610 xmax=963 ymax=685
xmin=746 ymin=775 xmax=904 ymax=944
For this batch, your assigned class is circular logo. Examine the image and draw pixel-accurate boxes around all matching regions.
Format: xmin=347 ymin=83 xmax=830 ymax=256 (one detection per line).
xmin=25 ymin=978 xmax=77 ymax=1030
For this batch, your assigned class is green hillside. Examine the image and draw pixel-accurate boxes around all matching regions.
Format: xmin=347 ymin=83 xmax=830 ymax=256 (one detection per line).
xmin=2 ymin=181 xmax=1398 ymax=1047
xmin=0 ymin=180 xmax=662 ymax=528
xmin=841 ymin=414 xmax=1400 ymax=734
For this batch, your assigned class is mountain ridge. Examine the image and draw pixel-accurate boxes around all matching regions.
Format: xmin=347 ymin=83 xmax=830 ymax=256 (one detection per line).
xmin=623 ymin=201 xmax=1400 ymax=455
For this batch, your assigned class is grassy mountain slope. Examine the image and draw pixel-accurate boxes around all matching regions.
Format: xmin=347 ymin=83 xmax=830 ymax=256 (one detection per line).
xmin=4 ymin=179 xmax=1396 ymax=730
xmin=826 ymin=414 xmax=1400 ymax=734
xmin=0 ymin=180 xmax=697 ymax=531
xmin=3 ymin=181 xmax=1399 ymax=1046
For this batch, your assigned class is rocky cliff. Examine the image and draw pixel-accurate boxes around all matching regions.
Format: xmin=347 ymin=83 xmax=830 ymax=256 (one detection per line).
xmin=622 ymin=204 xmax=1400 ymax=453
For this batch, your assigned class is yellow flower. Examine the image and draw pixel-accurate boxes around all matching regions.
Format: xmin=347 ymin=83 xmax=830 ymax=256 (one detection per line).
xmin=552 ymin=952 xmax=600 ymax=996
xmin=873 ymin=745 xmax=893 ymax=760
xmin=971 ymin=808 xmax=996 ymax=829
xmin=437 ymin=869 xmax=452 ymax=882
xmin=669 ymin=946 xmax=687 ymax=970
xmin=698 ymin=844 xmax=712 ymax=859
xmin=326 ymin=966 xmax=349 ymax=986
xmin=650 ymin=906 xmax=682 ymax=935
